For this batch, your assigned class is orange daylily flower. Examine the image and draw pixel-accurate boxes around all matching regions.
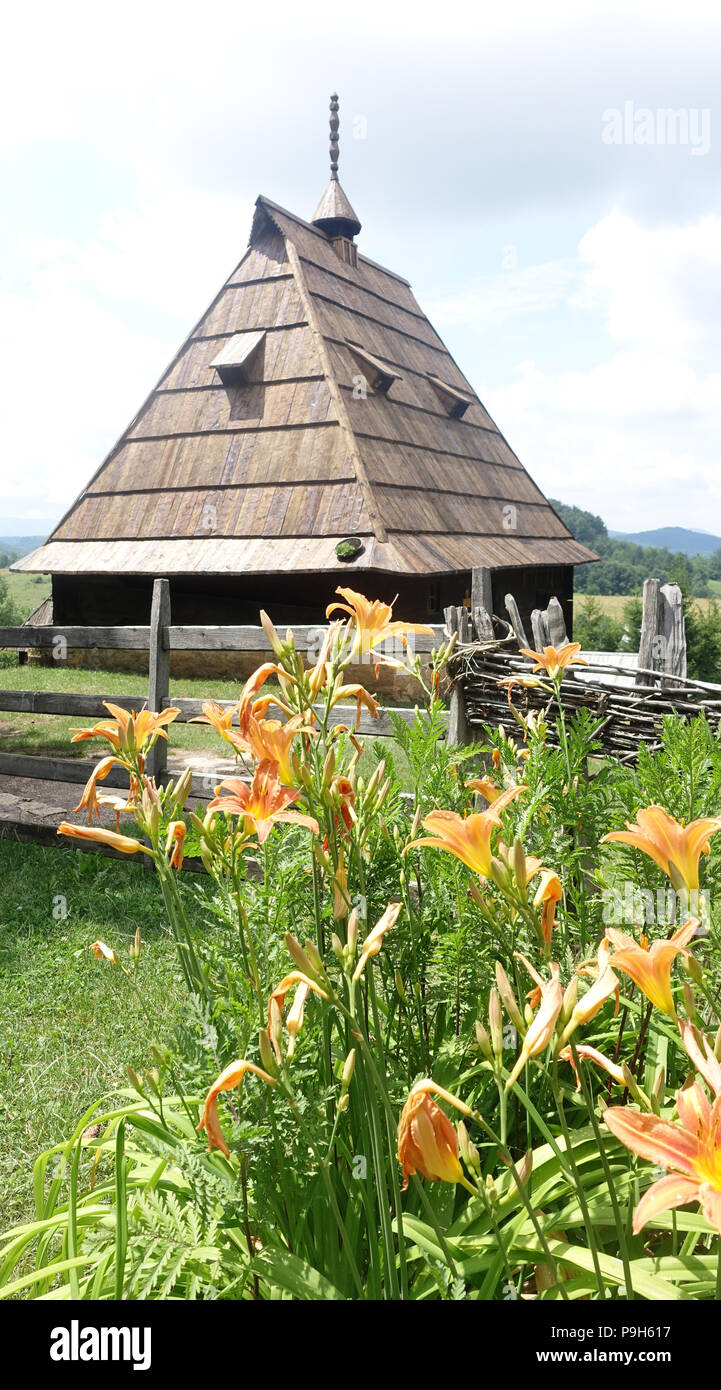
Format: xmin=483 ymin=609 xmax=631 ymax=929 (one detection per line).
xmin=248 ymin=714 xmax=306 ymax=785
xmin=404 ymin=787 xmax=523 ymax=879
xmin=329 ymin=683 xmax=379 ymax=728
xmin=601 ymin=805 xmax=721 ymax=891
xmin=606 ymin=919 xmax=699 ymax=1017
xmin=353 ymin=901 xmax=403 ymax=980
xmin=237 ymin=663 xmax=296 ymax=728
xmin=604 ymin=1077 xmax=721 ymax=1235
xmin=679 ymin=1018 xmax=721 ymax=1097
xmin=266 ymin=972 xmax=330 ymax=1062
xmin=506 ymin=955 xmax=563 ymax=1088
xmin=558 ymin=939 xmax=619 ymax=1043
xmin=307 ymin=622 xmax=342 ymax=698
xmin=197 ymin=1059 xmax=276 ymax=1157
xmin=332 ymin=852 xmax=350 ymax=919
xmin=71 ymin=702 xmax=180 ymax=757
xmin=208 ymin=761 xmax=319 ymax=844
xmin=326 ymin=587 xmax=434 ymax=668
xmin=74 ymin=755 xmax=123 ymax=822
xmin=531 ymin=866 xmax=563 ymax=947
xmin=165 ymin=820 xmax=186 ymax=870
xmin=190 ymin=701 xmax=250 ymax=756
xmin=519 ymin=642 xmax=587 ymax=680
xmin=558 ymin=1044 xmax=627 ymax=1092
xmin=58 ymin=822 xmax=151 ymax=855
xmin=397 ymin=1080 xmax=471 ymax=1190
xmin=89 ymin=940 xmax=119 ymax=964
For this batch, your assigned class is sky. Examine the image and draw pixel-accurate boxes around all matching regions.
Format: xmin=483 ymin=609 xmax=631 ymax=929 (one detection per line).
xmin=1 ymin=0 xmax=720 ymax=538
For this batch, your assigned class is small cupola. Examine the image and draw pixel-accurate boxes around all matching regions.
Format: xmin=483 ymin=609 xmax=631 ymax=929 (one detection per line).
xmin=311 ymin=94 xmax=362 ymax=257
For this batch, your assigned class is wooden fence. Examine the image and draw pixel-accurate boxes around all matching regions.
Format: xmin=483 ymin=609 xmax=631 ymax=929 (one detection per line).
xmin=0 ymin=579 xmax=446 ymax=803
xmin=444 ymin=573 xmax=721 ymax=761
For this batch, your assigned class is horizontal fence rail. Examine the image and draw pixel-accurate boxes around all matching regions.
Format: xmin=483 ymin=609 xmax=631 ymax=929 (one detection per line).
xmin=0 ymin=624 xmax=446 ymax=653
xmin=0 ymin=580 xmax=434 ymax=834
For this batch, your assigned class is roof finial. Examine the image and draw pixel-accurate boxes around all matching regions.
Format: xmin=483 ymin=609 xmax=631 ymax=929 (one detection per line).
xmin=329 ymin=93 xmax=340 ymax=181
xmin=311 ymin=92 xmax=362 ymax=241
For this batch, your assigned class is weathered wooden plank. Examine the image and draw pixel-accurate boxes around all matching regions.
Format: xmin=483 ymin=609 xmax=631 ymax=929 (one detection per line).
xmin=168 ymin=624 xmax=444 ymax=653
xmin=530 ymin=608 xmax=550 ymax=650
xmin=473 ymin=606 xmax=495 ymax=642
xmin=637 ymin=578 xmax=662 ymax=683
xmin=504 ymin=594 xmax=530 ymax=648
xmin=447 ymin=681 xmax=471 ymax=745
xmin=659 ymin=583 xmax=687 ymax=683
xmin=545 ymin=596 xmax=568 ymax=647
xmin=0 ymin=626 xmax=152 ymax=650
xmin=147 ymin=579 xmax=171 ymax=780
xmin=0 ymin=753 xmax=130 ymax=787
xmin=471 ymin=566 xmax=493 ymax=617
xmin=170 ymin=697 xmax=420 ymax=737
xmin=0 ymin=691 xmax=141 ymax=716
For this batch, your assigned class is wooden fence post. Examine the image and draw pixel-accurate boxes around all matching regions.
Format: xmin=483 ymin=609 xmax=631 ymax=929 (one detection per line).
xmin=637 ymin=578 xmax=662 ymax=683
xmin=471 ymin=566 xmax=493 ymax=616
xmin=147 ymin=578 xmax=171 ymax=783
xmin=659 ymin=583 xmax=687 ymax=683
xmin=444 ymin=604 xmax=471 ymax=745
xmin=505 ymin=594 xmax=530 ymax=648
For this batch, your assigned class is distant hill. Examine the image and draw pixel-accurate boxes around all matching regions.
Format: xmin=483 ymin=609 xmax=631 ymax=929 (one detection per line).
xmin=608 ymin=526 xmax=721 ymax=558
xmin=0 ymin=535 xmax=47 ymax=560
xmin=550 ymin=499 xmax=721 ymax=599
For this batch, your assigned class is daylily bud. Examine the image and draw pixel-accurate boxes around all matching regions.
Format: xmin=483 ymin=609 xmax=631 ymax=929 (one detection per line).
xmin=129 ymin=928 xmax=141 ymax=962
xmin=715 ymin=1024 xmax=721 ymax=1063
xmin=285 ymin=932 xmax=317 ymax=978
xmin=126 ymin=1066 xmax=145 ymax=1095
xmin=511 ymin=838 xmax=527 ymax=891
xmin=621 ymin=1064 xmax=649 ymax=1109
xmin=341 ymin=1049 xmax=356 ymax=1094
xmin=173 ymin=767 xmax=193 ymax=812
xmin=489 ymin=988 xmax=503 ymax=1058
xmin=331 ymin=932 xmax=344 ymax=961
xmin=269 ymin=997 xmax=283 ymax=1059
xmin=561 ymin=975 xmax=579 ymax=1023
xmin=312 ymin=843 xmax=331 ymax=874
xmin=260 ymin=609 xmax=285 ymax=657
xmin=145 ymin=1068 xmax=160 ymax=1096
xmin=489 ymin=856 xmax=511 ymax=893
xmin=303 ymin=939 xmax=325 ymax=976
xmin=410 ymin=804 xmax=422 ymax=838
xmin=347 ymin=910 xmax=359 ymax=956
xmin=685 ymin=954 xmax=704 ymax=985
xmin=321 ymin=748 xmax=336 ymax=793
xmin=474 ymin=1018 xmax=493 ymax=1060
xmin=394 ymin=969 xmax=407 ymax=1002
xmin=651 ymin=1064 xmax=666 ymax=1115
xmin=683 ymin=981 xmax=698 ymax=1022
xmin=258 ymin=1028 xmax=278 ymax=1076
xmin=495 ymin=962 xmax=525 ymax=1035
xmin=457 ymin=1120 xmax=481 ymax=1176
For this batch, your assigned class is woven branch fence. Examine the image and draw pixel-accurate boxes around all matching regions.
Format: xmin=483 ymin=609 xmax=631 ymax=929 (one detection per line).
xmin=444 ymin=571 xmax=721 ymax=763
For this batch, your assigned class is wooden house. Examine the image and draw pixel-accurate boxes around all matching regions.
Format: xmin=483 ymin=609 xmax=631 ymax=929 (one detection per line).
xmin=14 ymin=96 xmax=596 ymax=636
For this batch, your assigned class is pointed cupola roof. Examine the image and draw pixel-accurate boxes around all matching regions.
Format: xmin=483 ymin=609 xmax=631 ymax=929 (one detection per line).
xmin=311 ymin=94 xmax=362 ymax=240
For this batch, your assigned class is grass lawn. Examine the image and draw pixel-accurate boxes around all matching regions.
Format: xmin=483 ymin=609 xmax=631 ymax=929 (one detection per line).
xmin=577 ymin=592 xmax=720 ymax=618
xmin=0 ymin=838 xmax=214 ymax=1228
xmin=0 ymin=663 xmax=415 ymax=783
xmin=1 ymin=569 xmax=51 ymax=623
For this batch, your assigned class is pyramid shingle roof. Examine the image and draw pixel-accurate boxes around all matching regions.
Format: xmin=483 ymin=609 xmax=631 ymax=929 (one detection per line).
xmin=16 ymin=195 xmax=596 ymax=578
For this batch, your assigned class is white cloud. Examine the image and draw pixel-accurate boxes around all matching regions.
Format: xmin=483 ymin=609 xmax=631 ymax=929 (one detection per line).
xmin=0 ymin=187 xmax=254 ymax=515
xmin=478 ymin=212 xmax=721 ymax=530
